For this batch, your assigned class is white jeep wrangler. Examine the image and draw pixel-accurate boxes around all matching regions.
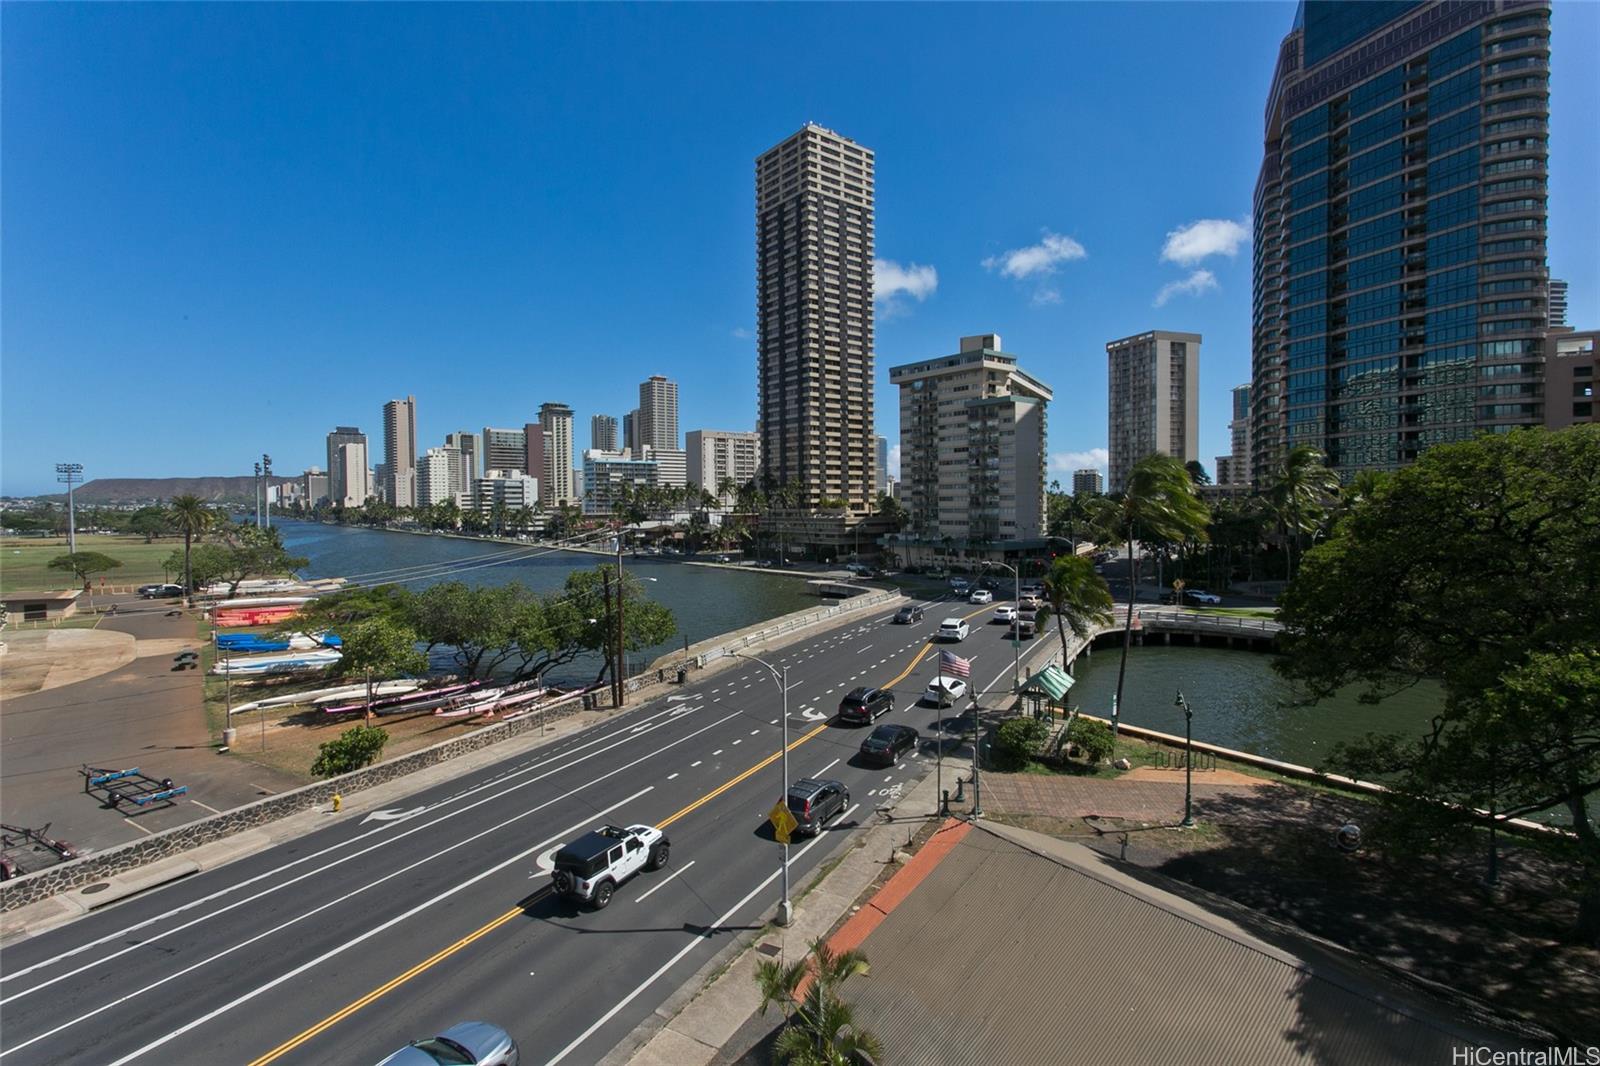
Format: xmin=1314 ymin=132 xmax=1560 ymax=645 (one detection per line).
xmin=550 ymin=824 xmax=670 ymax=909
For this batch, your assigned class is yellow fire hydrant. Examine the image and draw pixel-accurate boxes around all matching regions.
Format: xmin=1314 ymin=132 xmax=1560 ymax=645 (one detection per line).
xmin=332 ymin=793 xmax=343 ymax=813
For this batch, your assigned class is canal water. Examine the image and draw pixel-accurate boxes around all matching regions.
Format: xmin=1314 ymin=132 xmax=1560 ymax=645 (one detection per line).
xmin=275 ymin=520 xmax=817 ymax=685
xmin=1065 ymin=643 xmax=1443 ymax=772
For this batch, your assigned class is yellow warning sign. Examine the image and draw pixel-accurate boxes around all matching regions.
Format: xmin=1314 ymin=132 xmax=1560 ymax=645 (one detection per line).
xmin=768 ymin=801 xmax=799 ymax=845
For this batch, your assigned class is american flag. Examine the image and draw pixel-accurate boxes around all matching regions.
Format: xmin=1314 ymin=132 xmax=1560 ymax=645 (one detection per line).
xmin=938 ymin=650 xmax=970 ymax=678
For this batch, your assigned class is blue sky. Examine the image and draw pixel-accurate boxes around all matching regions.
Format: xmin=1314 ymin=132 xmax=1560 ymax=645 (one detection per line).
xmin=4 ymin=2 xmax=1596 ymax=496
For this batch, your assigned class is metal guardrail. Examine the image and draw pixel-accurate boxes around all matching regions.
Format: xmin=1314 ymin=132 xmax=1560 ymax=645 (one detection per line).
xmin=1138 ymin=607 xmax=1283 ymax=634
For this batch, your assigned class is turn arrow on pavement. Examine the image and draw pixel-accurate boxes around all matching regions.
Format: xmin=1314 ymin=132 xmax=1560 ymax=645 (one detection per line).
xmin=360 ymin=806 xmax=427 ymax=825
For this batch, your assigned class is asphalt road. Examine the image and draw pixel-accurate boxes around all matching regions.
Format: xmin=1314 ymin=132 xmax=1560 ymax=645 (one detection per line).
xmin=0 ymin=588 xmax=1043 ymax=1066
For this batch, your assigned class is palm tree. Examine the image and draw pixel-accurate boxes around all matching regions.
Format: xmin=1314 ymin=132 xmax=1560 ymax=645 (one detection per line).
xmin=168 ymin=494 xmax=214 ymax=601
xmin=1041 ymin=555 xmax=1114 ymax=669
xmin=756 ymin=938 xmax=883 ymax=1066
xmin=1267 ymin=444 xmax=1340 ymax=580
xmin=1090 ymin=454 xmax=1211 ymax=732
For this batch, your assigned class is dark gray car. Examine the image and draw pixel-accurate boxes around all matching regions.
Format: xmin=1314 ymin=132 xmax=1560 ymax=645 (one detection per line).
xmin=785 ymin=778 xmax=849 ymax=836
xmin=378 ymin=1021 xmax=519 ymax=1065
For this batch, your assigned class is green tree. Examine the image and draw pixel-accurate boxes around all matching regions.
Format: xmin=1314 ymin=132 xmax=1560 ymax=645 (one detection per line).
xmin=993 ymin=717 xmax=1051 ymax=772
xmin=211 ymin=526 xmax=310 ymax=596
xmin=1266 ymin=443 xmax=1340 ymax=580
xmin=1184 ymin=459 xmax=1212 ymax=486
xmin=127 ymin=507 xmax=172 ymax=543
xmin=291 ymin=584 xmax=414 ymax=634
xmin=48 ymin=552 xmax=122 ymax=594
xmin=408 ymin=582 xmax=521 ymax=679
xmin=1090 ymin=454 xmax=1210 ymax=732
xmin=1041 ymin=554 xmax=1114 ymax=668
xmin=1066 ymin=716 xmax=1115 ymax=764
xmin=310 ymin=724 xmax=389 ymax=776
xmin=337 ymin=617 xmax=428 ymax=723
xmin=168 ymin=494 xmax=215 ymax=599
xmin=874 ymin=492 xmax=907 ymax=533
xmin=1276 ymin=426 xmax=1600 ymax=943
xmin=756 ymin=938 xmax=882 ymax=1066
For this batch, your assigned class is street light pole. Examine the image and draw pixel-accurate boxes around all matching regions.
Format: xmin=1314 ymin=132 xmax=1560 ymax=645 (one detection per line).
xmin=732 ymin=651 xmax=792 ymax=926
xmin=969 ymin=686 xmax=983 ymax=819
xmin=55 ymin=463 xmax=83 ymax=555
xmin=1175 ymin=690 xmax=1194 ymax=827
xmin=262 ymin=454 xmax=273 ymax=531
xmin=615 ymin=527 xmax=627 ymax=708
xmin=254 ymin=462 xmax=263 ymax=528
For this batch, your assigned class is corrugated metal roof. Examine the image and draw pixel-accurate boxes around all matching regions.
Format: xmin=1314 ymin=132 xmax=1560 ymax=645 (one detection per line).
xmin=845 ymin=822 xmax=1517 ymax=1065
xmin=1018 ymin=665 xmax=1074 ymax=702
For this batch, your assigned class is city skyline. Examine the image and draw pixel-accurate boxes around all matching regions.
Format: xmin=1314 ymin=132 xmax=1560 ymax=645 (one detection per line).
xmin=3 ymin=3 xmax=1597 ymax=495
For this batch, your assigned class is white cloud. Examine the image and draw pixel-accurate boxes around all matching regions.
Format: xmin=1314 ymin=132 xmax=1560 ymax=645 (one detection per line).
xmin=731 ymin=327 xmax=752 ymax=339
xmin=1030 ymin=287 xmax=1062 ymax=308
xmin=1160 ymin=218 xmax=1249 ymax=266
xmin=1153 ymin=269 xmax=1219 ymax=307
xmin=1049 ymin=448 xmax=1109 ymax=474
xmin=887 ymin=444 xmax=901 ymax=480
xmin=873 ymin=258 xmax=938 ymax=303
xmin=982 ymin=231 xmax=1087 ymax=280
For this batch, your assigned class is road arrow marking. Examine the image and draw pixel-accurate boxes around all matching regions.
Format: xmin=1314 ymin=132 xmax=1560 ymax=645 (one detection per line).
xmin=801 ymin=708 xmax=828 ymax=722
xmin=360 ymin=807 xmax=426 ymax=825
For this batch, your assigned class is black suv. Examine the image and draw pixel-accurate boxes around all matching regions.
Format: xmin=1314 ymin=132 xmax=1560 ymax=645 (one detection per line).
xmin=785 ymin=778 xmax=849 ymax=836
xmin=838 ymin=686 xmax=894 ymax=725
xmin=892 ymin=604 xmax=923 ymax=624
xmin=859 ymin=723 xmax=919 ymax=767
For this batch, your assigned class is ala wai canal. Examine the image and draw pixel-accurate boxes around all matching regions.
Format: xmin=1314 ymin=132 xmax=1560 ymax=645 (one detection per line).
xmin=281 ymin=520 xmax=1450 ymax=775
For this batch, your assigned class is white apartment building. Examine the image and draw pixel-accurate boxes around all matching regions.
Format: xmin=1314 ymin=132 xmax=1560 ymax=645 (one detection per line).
xmin=472 ymin=469 xmax=538 ymax=515
xmin=418 ymin=447 xmax=456 ymax=507
xmin=582 ymin=450 xmax=658 ymax=515
xmin=638 ymin=376 xmax=679 ymax=452
xmin=890 ymin=334 xmax=1052 ymax=545
xmin=382 ymin=395 xmax=417 ymax=508
xmin=687 ymin=430 xmax=760 ymax=500
xmin=539 ymin=402 xmax=576 ymax=505
xmin=1106 ymin=330 xmax=1200 ymax=494
xmin=645 ymin=446 xmax=687 ymax=489
xmin=331 ymin=441 xmax=370 ymax=508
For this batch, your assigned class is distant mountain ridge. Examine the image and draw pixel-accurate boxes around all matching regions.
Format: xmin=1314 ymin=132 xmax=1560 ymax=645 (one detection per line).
xmin=62 ymin=476 xmax=281 ymax=504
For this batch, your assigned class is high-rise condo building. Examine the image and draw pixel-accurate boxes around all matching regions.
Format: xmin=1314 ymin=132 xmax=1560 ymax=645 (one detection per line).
xmin=524 ymin=422 xmax=546 ymax=500
xmin=1545 ymin=328 xmax=1596 ymax=429
xmin=1217 ymin=383 xmax=1253 ymax=486
xmin=875 ymin=436 xmax=890 ymax=496
xmin=302 ymin=468 xmax=329 ymax=507
xmin=1549 ymin=278 xmax=1568 ymax=328
xmin=687 ymin=430 xmax=761 ymax=500
xmin=382 ymin=396 xmax=417 ymax=509
xmin=891 ymin=335 xmax=1052 ymax=546
xmin=418 ymin=447 xmax=455 ymax=507
xmin=756 ymin=124 xmax=876 ymax=510
xmin=482 ymin=427 xmax=527 ymax=474
xmin=325 ymin=427 xmax=368 ymax=508
xmin=472 ymin=469 xmax=538 ymax=517
xmin=638 ymin=376 xmax=679 ymax=452
xmin=1072 ymin=469 xmax=1104 ymax=496
xmin=582 ymin=450 xmax=658 ymax=515
xmin=622 ymin=409 xmax=639 ymax=454
xmin=591 ymin=414 xmax=618 ymax=453
xmin=445 ymin=431 xmax=479 ymax=489
xmin=1253 ymin=1 xmax=1552 ymax=483
xmin=539 ymin=402 xmax=576 ymax=505
xmin=1107 ymin=331 xmax=1201 ymax=493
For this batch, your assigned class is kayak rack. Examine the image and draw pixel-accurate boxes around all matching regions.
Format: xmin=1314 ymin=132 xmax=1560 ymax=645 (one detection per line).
xmin=81 ymin=765 xmax=189 ymax=810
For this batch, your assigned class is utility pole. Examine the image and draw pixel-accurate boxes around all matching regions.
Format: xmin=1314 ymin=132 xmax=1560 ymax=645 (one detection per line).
xmin=615 ymin=527 xmax=627 ymax=708
xmin=262 ymin=454 xmax=273 ymax=530
xmin=55 ymin=463 xmax=83 ymax=554
xmin=254 ymin=462 xmax=263 ymax=528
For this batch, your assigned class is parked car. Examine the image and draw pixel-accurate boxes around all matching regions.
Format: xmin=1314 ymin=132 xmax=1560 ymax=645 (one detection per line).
xmin=378 ymin=1022 xmax=519 ymax=1066
xmin=992 ymin=605 xmax=1018 ymax=624
xmin=837 ymin=686 xmax=895 ymax=725
xmin=138 ymin=583 xmax=184 ymax=599
xmin=785 ymin=778 xmax=850 ymax=836
xmin=550 ymin=824 xmax=669 ymax=909
xmin=922 ymin=676 xmax=969 ymax=707
xmin=936 ymin=618 xmax=970 ymax=642
xmin=714 ymin=554 xmax=731 ymax=563
xmin=968 ymin=589 xmax=993 ymax=605
xmin=1009 ymin=618 xmax=1037 ymax=640
xmin=893 ymin=604 xmax=924 ymax=624
xmin=1161 ymin=589 xmax=1222 ymax=606
xmin=859 ymin=723 xmax=919 ymax=766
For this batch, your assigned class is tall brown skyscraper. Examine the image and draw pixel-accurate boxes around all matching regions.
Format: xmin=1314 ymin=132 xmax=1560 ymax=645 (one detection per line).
xmin=755 ymin=124 xmax=875 ymax=510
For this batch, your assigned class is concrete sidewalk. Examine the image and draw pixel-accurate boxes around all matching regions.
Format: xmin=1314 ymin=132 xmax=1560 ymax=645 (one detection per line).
xmin=617 ymin=749 xmax=958 ymax=1066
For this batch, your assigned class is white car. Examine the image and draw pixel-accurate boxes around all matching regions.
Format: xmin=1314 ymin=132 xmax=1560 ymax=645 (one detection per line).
xmin=993 ymin=605 xmax=1018 ymax=624
xmin=936 ymin=618 xmax=969 ymax=641
xmin=923 ymin=676 xmax=969 ymax=707
xmin=1187 ymin=590 xmax=1222 ymax=605
xmin=550 ymin=824 xmax=670 ymax=909
xmin=968 ymin=589 xmax=993 ymax=604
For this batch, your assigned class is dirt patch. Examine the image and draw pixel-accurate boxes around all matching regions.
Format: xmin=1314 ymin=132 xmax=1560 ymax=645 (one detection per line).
xmin=0 ymin=629 xmax=136 ymax=696
xmin=1121 ymin=765 xmax=1266 ymax=787
xmin=982 ymin=771 xmax=1600 ymax=1042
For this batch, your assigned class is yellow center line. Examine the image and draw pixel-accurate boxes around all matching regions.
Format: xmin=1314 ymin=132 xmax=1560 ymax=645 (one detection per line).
xmin=246 ymin=617 xmax=975 ymax=1064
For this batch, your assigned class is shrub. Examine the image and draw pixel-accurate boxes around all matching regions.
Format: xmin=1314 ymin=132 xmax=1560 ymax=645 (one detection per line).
xmin=1066 ymin=717 xmax=1115 ymax=764
xmin=992 ymin=717 xmax=1051 ymax=772
xmin=311 ymin=725 xmax=389 ymax=777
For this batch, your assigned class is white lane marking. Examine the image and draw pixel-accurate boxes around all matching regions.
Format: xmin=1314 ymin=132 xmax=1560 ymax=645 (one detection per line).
xmin=883 ymin=775 xmax=894 ymax=782
xmin=20 ymin=789 xmax=654 ymax=1064
xmin=191 ymin=800 xmax=223 ymax=815
xmin=548 ymin=805 xmax=859 ymax=1065
xmin=712 ymin=749 xmax=723 ymax=756
xmin=750 ymin=729 xmax=761 ymax=736
xmin=868 ymin=790 xmax=877 ymax=797
xmin=691 ymin=760 xmax=702 ymax=767
xmin=770 ymin=719 xmax=779 ymax=725
xmin=855 ymin=644 xmax=873 ymax=654
xmin=814 ymin=758 xmax=840 ymax=776
xmin=801 ymin=708 xmax=828 ymax=722
xmin=634 ymin=859 xmax=696 ymax=903
xmin=123 ymin=820 xmax=155 ymax=836
xmin=361 ymin=806 xmax=427 ymax=826
xmin=1 ymin=707 xmax=738 ymax=1005
xmin=667 ymin=772 xmax=679 ymax=781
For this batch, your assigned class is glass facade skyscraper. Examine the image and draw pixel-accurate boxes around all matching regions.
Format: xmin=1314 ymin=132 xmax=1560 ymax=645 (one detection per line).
xmin=1252 ymin=1 xmax=1551 ymax=483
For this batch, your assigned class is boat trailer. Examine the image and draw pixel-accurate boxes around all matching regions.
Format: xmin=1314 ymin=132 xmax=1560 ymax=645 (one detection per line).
xmin=81 ymin=765 xmax=189 ymax=810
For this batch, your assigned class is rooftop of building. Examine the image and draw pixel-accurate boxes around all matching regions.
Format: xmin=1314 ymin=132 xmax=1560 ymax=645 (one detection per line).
xmin=1106 ymin=329 xmax=1204 ymax=349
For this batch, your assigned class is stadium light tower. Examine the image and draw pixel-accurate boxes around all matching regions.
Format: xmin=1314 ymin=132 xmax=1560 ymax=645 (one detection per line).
xmin=55 ymin=463 xmax=83 ymax=554
xmin=262 ymin=454 xmax=273 ymax=530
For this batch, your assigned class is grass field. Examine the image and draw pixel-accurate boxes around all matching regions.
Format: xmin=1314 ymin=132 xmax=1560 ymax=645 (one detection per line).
xmin=0 ymin=534 xmax=188 ymax=594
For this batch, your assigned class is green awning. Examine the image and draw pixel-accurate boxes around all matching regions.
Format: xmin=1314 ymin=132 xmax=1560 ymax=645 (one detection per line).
xmin=1018 ymin=664 xmax=1075 ymax=703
